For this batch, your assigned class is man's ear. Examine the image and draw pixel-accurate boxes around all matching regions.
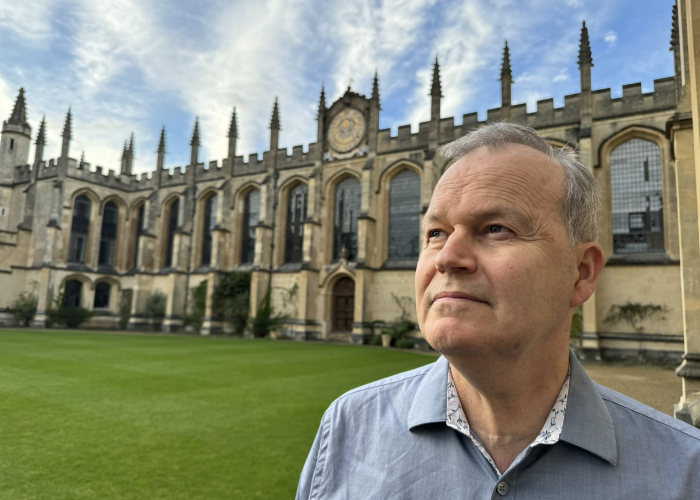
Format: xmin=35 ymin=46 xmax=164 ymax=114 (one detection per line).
xmin=571 ymin=242 xmax=606 ymax=308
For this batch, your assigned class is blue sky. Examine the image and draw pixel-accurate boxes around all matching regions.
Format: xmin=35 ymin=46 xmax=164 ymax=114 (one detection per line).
xmin=0 ymin=0 xmax=676 ymax=174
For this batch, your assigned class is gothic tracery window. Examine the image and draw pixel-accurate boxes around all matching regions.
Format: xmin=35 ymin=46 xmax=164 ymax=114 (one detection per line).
xmin=333 ymin=177 xmax=361 ymax=262
xmin=94 ymin=282 xmax=111 ymax=309
xmin=68 ymin=195 xmax=91 ymax=263
xmin=610 ymin=138 xmax=664 ymax=254
xmin=131 ymin=203 xmax=145 ymax=269
xmin=164 ymin=198 xmax=179 ymax=268
xmin=388 ymin=169 xmax=420 ymax=260
xmin=200 ymin=194 xmax=217 ymax=267
xmin=285 ymin=183 xmax=307 ymax=263
xmin=241 ymin=189 xmax=260 ymax=265
xmin=98 ymin=201 xmax=118 ymax=267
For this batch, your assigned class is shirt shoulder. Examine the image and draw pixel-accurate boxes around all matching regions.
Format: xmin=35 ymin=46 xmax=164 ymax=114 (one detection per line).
xmin=595 ymin=382 xmax=700 ymax=443
xmin=326 ymin=361 xmax=437 ymax=417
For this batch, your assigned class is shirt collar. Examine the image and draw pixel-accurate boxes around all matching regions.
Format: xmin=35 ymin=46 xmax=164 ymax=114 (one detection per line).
xmin=407 ymin=350 xmax=618 ymax=466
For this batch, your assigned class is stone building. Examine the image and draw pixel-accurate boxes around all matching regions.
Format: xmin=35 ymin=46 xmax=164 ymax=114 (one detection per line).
xmin=0 ymin=2 xmax=699 ymax=419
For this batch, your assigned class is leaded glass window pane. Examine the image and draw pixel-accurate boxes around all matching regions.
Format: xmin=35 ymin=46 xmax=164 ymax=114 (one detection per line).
xmin=201 ymin=194 xmax=217 ymax=266
xmin=164 ymin=199 xmax=179 ymax=268
xmin=388 ymin=170 xmax=420 ymax=259
xmin=285 ymin=183 xmax=307 ymax=263
xmin=611 ymin=139 xmax=664 ymax=254
xmin=132 ymin=204 xmax=145 ymax=269
xmin=68 ymin=195 xmax=91 ymax=263
xmin=94 ymin=282 xmax=111 ymax=308
xmin=241 ymin=190 xmax=260 ymax=264
xmin=333 ymin=178 xmax=361 ymax=261
xmin=98 ymin=201 xmax=118 ymax=267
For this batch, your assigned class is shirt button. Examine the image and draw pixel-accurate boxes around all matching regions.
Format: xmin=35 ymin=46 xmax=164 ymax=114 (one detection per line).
xmin=497 ymin=481 xmax=509 ymax=496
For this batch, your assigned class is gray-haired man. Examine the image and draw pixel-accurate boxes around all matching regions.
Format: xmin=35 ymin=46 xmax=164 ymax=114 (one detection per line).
xmin=296 ymin=123 xmax=700 ymax=499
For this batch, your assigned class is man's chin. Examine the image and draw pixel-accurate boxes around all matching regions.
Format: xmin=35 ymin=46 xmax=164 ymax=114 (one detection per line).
xmin=423 ymin=320 xmax=495 ymax=355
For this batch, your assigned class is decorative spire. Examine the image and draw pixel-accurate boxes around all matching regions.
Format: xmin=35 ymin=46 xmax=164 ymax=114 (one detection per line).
xmin=671 ymin=4 xmax=679 ymax=50
xmin=36 ymin=116 xmax=46 ymax=145
xmin=430 ymin=57 xmax=442 ymax=97
xmin=319 ymin=85 xmax=326 ymax=111
xmin=7 ymin=88 xmax=28 ymax=126
xmin=228 ymin=108 xmax=238 ymax=138
xmin=121 ymin=140 xmax=129 ymax=161
xmin=128 ymin=133 xmax=135 ymax=159
xmin=270 ymin=98 xmax=280 ymax=130
xmin=578 ymin=21 xmax=593 ymax=67
xmin=157 ymin=126 xmax=166 ymax=153
xmin=372 ymin=71 xmax=380 ymax=101
xmin=500 ymin=41 xmax=512 ymax=82
xmin=62 ymin=108 xmax=72 ymax=141
xmin=79 ymin=151 xmax=85 ymax=166
xmin=190 ymin=117 xmax=200 ymax=146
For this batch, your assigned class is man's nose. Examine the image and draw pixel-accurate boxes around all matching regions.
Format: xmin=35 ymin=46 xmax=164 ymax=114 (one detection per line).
xmin=434 ymin=230 xmax=477 ymax=274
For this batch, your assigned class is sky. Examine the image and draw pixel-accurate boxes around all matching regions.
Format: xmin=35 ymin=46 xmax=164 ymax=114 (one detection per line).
xmin=0 ymin=0 xmax=676 ymax=174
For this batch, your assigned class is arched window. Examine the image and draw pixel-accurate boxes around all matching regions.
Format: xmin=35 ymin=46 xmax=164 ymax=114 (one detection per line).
xmin=610 ymin=138 xmax=664 ymax=254
xmin=68 ymin=195 xmax=91 ymax=263
xmin=98 ymin=201 xmax=119 ymax=267
xmin=388 ymin=170 xmax=420 ymax=259
xmin=241 ymin=190 xmax=260 ymax=264
xmin=333 ymin=178 xmax=361 ymax=261
xmin=64 ymin=280 xmax=83 ymax=308
xmin=131 ymin=203 xmax=145 ymax=269
xmin=285 ymin=183 xmax=307 ymax=263
xmin=164 ymin=198 xmax=180 ymax=268
xmin=94 ymin=282 xmax=111 ymax=309
xmin=200 ymin=194 xmax=217 ymax=266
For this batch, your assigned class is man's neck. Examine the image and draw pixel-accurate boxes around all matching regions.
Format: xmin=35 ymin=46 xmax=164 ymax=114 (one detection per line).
xmin=447 ymin=346 xmax=570 ymax=474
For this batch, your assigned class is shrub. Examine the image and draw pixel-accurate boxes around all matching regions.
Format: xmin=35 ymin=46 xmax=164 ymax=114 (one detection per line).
xmin=46 ymin=292 xmax=94 ymax=328
xmin=145 ymin=291 xmax=167 ymax=331
xmin=570 ymin=305 xmax=582 ymax=339
xmin=213 ymin=272 xmax=251 ymax=335
xmin=10 ymin=284 xmax=38 ymax=326
xmin=185 ymin=280 xmax=207 ymax=334
xmin=370 ymin=334 xmax=383 ymax=346
xmin=118 ymin=289 xmax=133 ymax=330
xmin=395 ymin=337 xmax=415 ymax=349
xmin=251 ymin=286 xmax=286 ymax=338
xmin=604 ymin=302 xmax=668 ymax=333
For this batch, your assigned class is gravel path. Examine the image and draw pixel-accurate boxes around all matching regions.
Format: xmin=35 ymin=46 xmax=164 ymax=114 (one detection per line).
xmin=582 ymin=363 xmax=681 ymax=416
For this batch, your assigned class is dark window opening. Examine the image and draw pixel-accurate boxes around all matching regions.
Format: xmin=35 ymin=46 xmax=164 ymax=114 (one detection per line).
xmin=98 ymin=202 xmax=118 ymax=267
xmin=9 ymin=138 xmax=14 ymax=150
xmin=64 ymin=280 xmax=83 ymax=308
xmin=164 ymin=199 xmax=180 ymax=268
xmin=611 ymin=139 xmax=664 ymax=254
xmin=388 ymin=170 xmax=420 ymax=260
xmin=94 ymin=282 xmax=111 ymax=309
xmin=200 ymin=194 xmax=217 ymax=266
xmin=241 ymin=190 xmax=260 ymax=265
xmin=132 ymin=204 xmax=145 ymax=269
xmin=68 ymin=195 xmax=91 ymax=263
xmin=333 ymin=178 xmax=361 ymax=262
xmin=285 ymin=184 xmax=307 ymax=263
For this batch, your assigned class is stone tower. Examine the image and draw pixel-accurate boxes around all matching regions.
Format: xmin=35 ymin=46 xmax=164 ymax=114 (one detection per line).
xmin=0 ymin=88 xmax=32 ymax=184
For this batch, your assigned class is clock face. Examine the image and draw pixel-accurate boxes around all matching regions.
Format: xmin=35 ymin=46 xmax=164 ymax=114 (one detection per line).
xmin=327 ymin=108 xmax=366 ymax=153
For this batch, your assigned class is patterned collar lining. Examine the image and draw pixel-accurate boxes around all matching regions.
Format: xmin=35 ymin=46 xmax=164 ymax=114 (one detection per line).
xmin=446 ymin=365 xmax=570 ymax=476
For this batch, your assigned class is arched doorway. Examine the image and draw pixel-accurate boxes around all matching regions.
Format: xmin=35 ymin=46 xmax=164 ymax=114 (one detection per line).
xmin=333 ymin=277 xmax=355 ymax=332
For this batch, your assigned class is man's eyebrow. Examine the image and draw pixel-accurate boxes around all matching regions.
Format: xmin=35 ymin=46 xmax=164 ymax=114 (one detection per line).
xmin=421 ymin=206 xmax=534 ymax=232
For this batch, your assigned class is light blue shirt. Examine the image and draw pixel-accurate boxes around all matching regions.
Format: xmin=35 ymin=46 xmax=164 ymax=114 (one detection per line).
xmin=296 ymin=350 xmax=700 ymax=499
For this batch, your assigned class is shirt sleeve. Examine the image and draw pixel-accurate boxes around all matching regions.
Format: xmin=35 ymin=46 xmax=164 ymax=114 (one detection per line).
xmin=295 ymin=410 xmax=329 ymax=500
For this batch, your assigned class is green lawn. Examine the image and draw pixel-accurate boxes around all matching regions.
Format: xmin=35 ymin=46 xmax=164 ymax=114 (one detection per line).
xmin=0 ymin=330 xmax=434 ymax=500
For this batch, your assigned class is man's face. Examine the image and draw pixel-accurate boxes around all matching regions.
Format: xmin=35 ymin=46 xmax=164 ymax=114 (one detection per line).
xmin=415 ymin=144 xmax=579 ymax=359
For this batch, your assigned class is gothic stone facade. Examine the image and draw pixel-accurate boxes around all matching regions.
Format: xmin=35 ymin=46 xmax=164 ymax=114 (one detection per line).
xmin=0 ymin=10 xmax=698 ymax=379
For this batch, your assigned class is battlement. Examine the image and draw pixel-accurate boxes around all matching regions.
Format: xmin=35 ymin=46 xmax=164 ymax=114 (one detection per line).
xmin=233 ymin=152 xmax=267 ymax=176
xmin=277 ymin=143 xmax=316 ymax=170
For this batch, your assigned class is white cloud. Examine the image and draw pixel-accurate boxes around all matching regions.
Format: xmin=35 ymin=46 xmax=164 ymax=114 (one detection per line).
xmin=553 ymin=70 xmax=570 ymax=82
xmin=605 ymin=30 xmax=617 ymax=47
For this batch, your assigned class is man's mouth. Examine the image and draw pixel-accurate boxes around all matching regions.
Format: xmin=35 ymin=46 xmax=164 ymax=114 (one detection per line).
xmin=432 ymin=291 xmax=486 ymax=304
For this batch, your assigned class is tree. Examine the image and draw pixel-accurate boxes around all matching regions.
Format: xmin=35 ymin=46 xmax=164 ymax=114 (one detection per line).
xmin=145 ymin=291 xmax=167 ymax=331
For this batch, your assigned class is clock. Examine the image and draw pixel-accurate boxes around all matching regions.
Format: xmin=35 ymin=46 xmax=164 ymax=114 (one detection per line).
xmin=327 ymin=108 xmax=366 ymax=153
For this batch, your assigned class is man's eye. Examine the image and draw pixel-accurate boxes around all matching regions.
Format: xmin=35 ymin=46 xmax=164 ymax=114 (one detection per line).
xmin=487 ymin=225 xmax=512 ymax=234
xmin=428 ymin=229 xmax=446 ymax=238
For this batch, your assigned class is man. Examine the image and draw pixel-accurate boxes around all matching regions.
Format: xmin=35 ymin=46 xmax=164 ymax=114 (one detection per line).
xmin=296 ymin=123 xmax=700 ymax=499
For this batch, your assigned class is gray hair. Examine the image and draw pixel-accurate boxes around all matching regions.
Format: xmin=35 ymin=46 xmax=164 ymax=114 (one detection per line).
xmin=435 ymin=122 xmax=601 ymax=246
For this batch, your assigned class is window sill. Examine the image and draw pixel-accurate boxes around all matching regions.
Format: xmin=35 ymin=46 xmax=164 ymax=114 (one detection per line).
xmin=606 ymin=253 xmax=679 ymax=266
